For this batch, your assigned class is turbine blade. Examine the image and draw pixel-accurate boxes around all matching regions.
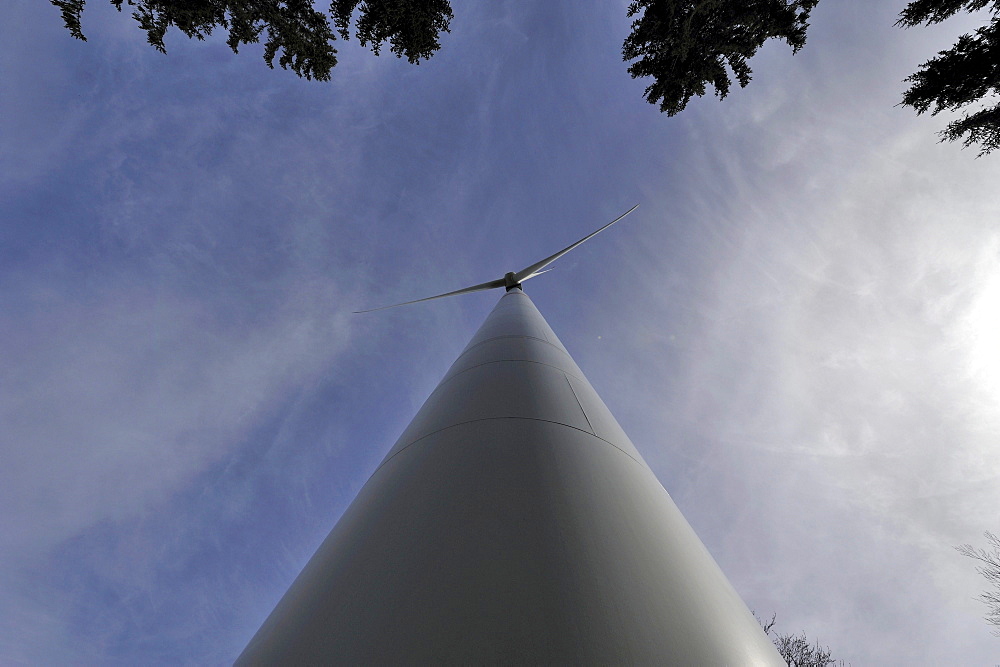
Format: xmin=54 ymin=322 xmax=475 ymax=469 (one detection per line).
xmin=518 ymin=267 xmax=553 ymax=282
xmin=513 ymin=204 xmax=639 ymax=284
xmin=354 ymin=277 xmax=506 ymax=313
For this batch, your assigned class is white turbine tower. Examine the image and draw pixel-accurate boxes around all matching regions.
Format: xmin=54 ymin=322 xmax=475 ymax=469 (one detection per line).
xmin=238 ymin=206 xmax=783 ymax=664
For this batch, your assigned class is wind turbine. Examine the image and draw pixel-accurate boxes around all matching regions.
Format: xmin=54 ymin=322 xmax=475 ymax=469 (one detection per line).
xmin=238 ymin=205 xmax=783 ymax=664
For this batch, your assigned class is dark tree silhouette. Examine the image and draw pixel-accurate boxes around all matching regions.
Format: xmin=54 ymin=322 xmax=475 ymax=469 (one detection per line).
xmin=47 ymin=1 xmax=1000 ymax=154
xmin=49 ymin=0 xmax=452 ymax=80
xmin=956 ymin=531 xmax=1000 ymax=635
xmin=332 ymin=0 xmax=452 ymax=63
xmin=758 ymin=613 xmax=847 ymax=667
xmin=621 ymin=0 xmax=820 ymax=115
xmin=897 ymin=0 xmax=1000 ymax=155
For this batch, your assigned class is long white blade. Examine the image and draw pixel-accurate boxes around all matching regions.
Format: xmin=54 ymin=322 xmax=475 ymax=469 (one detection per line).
xmin=518 ymin=267 xmax=553 ymax=282
xmin=354 ymin=277 xmax=506 ymax=313
xmin=512 ymin=204 xmax=638 ymax=284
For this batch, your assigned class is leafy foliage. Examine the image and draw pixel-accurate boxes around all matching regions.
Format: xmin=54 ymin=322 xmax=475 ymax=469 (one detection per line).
xmin=46 ymin=0 xmax=1000 ymax=155
xmin=899 ymin=0 xmax=993 ymax=25
xmin=621 ymin=0 xmax=819 ymax=115
xmin=898 ymin=0 xmax=1000 ymax=155
xmin=49 ymin=0 xmax=452 ymax=80
xmin=52 ymin=0 xmax=87 ymax=41
xmin=332 ymin=0 xmax=452 ymax=64
xmin=956 ymin=531 xmax=1000 ymax=635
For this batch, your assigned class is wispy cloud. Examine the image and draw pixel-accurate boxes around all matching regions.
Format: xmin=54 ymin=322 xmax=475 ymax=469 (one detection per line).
xmin=596 ymin=8 xmax=1000 ymax=661
xmin=3 ymin=1 xmax=999 ymax=664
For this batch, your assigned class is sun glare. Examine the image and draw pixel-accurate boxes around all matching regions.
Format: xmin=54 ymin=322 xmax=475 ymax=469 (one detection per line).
xmin=964 ymin=269 xmax=1000 ymax=403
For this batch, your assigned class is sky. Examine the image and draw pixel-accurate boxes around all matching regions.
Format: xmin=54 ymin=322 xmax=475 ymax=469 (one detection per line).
xmin=2 ymin=0 xmax=999 ymax=664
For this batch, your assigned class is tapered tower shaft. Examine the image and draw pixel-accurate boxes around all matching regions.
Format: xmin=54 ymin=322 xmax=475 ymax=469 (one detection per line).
xmin=239 ymin=288 xmax=782 ymax=664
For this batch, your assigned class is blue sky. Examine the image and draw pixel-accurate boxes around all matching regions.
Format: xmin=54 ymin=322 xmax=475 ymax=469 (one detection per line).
xmin=2 ymin=1 xmax=1000 ymax=664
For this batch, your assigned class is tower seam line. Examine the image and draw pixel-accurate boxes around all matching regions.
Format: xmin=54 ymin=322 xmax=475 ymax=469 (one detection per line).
xmin=372 ymin=416 xmax=645 ymax=479
xmin=435 ymin=358 xmax=586 ymax=392
xmin=456 ymin=334 xmax=570 ymax=361
xmin=562 ymin=373 xmax=596 ymax=435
